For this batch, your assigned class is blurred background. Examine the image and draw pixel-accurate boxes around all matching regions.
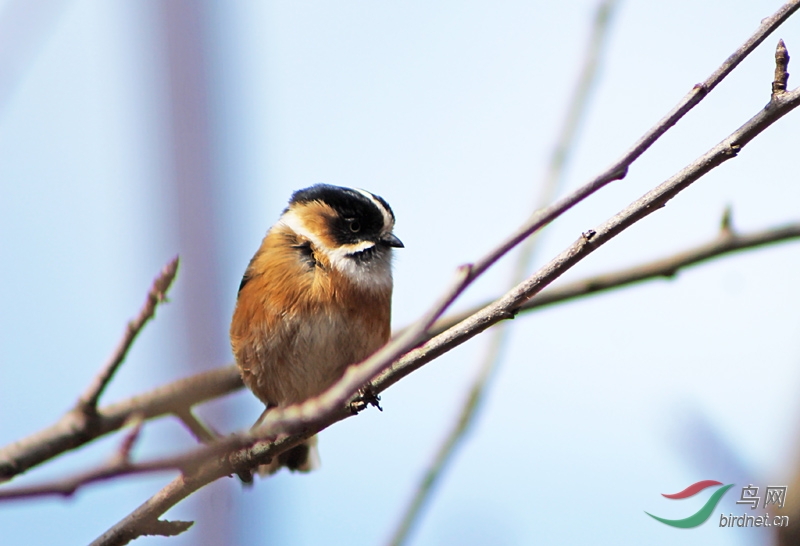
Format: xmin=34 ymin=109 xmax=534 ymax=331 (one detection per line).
xmin=1 ymin=1 xmax=800 ymax=544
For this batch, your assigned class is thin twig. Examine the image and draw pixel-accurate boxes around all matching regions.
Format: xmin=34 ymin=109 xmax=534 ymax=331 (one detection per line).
xmin=389 ymin=2 xmax=619 ymax=543
xmin=77 ymin=257 xmax=179 ymax=413
xmin=0 ymin=465 xmax=170 ymax=501
xmin=534 ymin=0 xmax=617 ymax=211
xmin=91 ymin=56 xmax=800 ymax=544
xmin=174 ymin=409 xmax=218 ymax=444
xmin=114 ymin=414 xmax=145 ymax=466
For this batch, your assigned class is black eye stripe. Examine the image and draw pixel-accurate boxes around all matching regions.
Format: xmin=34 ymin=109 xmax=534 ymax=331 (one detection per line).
xmin=287 ymin=184 xmax=396 ymax=249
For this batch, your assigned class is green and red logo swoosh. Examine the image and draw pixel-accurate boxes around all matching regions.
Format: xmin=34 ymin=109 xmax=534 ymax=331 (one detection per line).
xmin=646 ymin=480 xmax=734 ymax=528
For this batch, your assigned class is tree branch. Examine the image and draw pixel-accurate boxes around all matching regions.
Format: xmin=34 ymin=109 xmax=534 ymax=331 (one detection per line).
xmin=466 ymin=0 xmax=800 ymax=277
xmin=0 ymin=365 xmax=241 ymax=482
xmin=77 ymin=257 xmax=179 ymax=414
xmin=85 ymin=44 xmax=800 ymax=544
xmin=430 ymin=218 xmax=800 ymax=332
xmin=3 ymin=216 xmax=800 ymax=491
xmin=375 ymin=78 xmax=800 ymax=407
xmin=248 ymin=4 xmax=800 ymax=443
xmin=4 ymin=3 xmax=796 ymax=490
xmin=1 ymin=217 xmax=799 ymax=505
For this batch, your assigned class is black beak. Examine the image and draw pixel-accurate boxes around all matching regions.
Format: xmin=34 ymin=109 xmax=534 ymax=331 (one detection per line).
xmin=380 ymin=232 xmax=404 ymax=248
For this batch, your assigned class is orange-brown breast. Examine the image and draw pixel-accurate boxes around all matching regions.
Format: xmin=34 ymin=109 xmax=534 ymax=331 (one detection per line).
xmin=230 ymin=226 xmax=391 ymax=407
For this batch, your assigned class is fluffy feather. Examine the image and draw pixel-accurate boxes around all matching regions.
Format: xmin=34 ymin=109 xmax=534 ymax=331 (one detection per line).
xmin=230 ymin=185 xmax=400 ymax=473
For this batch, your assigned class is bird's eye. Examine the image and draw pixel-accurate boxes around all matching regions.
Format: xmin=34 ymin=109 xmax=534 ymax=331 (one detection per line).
xmin=349 ymin=220 xmax=361 ymax=233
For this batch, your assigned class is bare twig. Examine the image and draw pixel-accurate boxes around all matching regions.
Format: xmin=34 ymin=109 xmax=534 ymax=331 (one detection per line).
xmin=77 ymin=257 xmax=179 ymax=413
xmin=91 ymin=50 xmax=800 ymax=544
xmin=174 ymin=409 xmax=218 ymax=444
xmin=0 ymin=416 xmax=159 ymax=502
xmin=388 ymin=1 xmax=618 ymax=543
xmin=138 ymin=520 xmax=194 ymax=540
xmin=114 ymin=414 xmax=145 ymax=466
xmin=0 ymin=465 xmax=167 ymax=501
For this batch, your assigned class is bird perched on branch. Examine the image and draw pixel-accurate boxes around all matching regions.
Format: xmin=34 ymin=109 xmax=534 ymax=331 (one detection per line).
xmin=230 ymin=184 xmax=403 ymax=473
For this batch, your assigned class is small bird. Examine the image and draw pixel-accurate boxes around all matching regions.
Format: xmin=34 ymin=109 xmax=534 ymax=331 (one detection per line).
xmin=230 ymin=184 xmax=403 ymax=473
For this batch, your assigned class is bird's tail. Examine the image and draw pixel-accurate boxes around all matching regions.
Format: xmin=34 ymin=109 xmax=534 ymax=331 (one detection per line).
xmin=258 ymin=435 xmax=320 ymax=475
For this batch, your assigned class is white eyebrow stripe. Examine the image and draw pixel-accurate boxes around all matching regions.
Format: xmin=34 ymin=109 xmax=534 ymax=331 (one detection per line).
xmin=356 ymin=188 xmax=393 ymax=231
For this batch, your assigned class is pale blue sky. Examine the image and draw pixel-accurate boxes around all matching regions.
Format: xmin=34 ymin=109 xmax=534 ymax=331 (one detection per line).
xmin=1 ymin=1 xmax=800 ymax=545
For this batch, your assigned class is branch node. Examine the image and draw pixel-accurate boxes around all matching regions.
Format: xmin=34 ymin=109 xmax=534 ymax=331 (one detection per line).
xmin=772 ymin=39 xmax=790 ymax=98
xmin=141 ymin=519 xmax=194 ymax=538
xmin=613 ymin=165 xmax=629 ymax=181
xmin=499 ymin=309 xmax=516 ymax=320
xmin=457 ymin=263 xmax=475 ymax=282
xmin=235 ymin=469 xmax=254 ymax=485
xmin=692 ymin=82 xmax=708 ymax=97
